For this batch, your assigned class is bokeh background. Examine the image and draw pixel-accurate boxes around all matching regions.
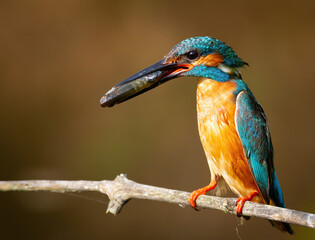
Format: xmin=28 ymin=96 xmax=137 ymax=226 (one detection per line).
xmin=0 ymin=1 xmax=314 ymax=239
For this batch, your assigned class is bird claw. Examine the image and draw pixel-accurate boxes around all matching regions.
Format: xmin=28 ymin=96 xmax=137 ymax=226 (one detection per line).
xmin=189 ymin=190 xmax=205 ymax=208
xmin=235 ymin=191 xmax=259 ymax=217
xmin=188 ymin=180 xmax=218 ymax=209
xmin=193 ymin=206 xmax=200 ymax=211
xmin=236 ymin=198 xmax=246 ymax=216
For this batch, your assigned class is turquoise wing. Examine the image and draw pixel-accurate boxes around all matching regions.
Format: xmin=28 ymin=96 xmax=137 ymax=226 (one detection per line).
xmin=235 ymin=91 xmax=284 ymax=207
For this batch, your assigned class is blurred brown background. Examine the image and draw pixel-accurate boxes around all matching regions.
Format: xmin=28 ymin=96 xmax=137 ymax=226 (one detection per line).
xmin=0 ymin=0 xmax=314 ymax=239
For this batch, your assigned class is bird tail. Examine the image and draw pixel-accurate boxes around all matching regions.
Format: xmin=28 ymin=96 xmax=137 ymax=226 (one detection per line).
xmin=269 ymin=170 xmax=294 ymax=234
xmin=269 ymin=220 xmax=294 ymax=234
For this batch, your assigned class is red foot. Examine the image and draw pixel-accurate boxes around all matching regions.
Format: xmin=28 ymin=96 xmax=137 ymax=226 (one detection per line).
xmin=189 ymin=178 xmax=217 ymax=208
xmin=236 ymin=191 xmax=259 ymax=216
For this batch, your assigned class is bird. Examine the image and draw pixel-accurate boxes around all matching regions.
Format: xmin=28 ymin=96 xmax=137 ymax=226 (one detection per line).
xmin=100 ymin=36 xmax=294 ymax=234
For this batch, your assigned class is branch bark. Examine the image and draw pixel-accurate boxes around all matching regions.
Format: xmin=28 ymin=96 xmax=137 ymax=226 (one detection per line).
xmin=0 ymin=174 xmax=314 ymax=229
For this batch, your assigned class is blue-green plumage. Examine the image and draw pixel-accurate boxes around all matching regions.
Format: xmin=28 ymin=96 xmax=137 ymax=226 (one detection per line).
xmin=235 ymin=88 xmax=293 ymax=233
xmin=170 ymin=36 xmax=247 ymax=68
xmin=183 ymin=65 xmax=229 ymax=82
xmin=235 ymin=90 xmax=273 ymax=203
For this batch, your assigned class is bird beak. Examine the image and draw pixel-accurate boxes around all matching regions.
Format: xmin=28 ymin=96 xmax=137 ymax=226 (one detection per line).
xmin=100 ymin=58 xmax=191 ymax=107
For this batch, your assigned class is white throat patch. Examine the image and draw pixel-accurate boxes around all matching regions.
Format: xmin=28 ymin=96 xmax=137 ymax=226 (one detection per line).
xmin=217 ymin=63 xmax=240 ymax=76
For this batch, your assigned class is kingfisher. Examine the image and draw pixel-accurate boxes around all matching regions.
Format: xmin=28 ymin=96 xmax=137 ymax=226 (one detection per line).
xmin=100 ymin=36 xmax=294 ymax=234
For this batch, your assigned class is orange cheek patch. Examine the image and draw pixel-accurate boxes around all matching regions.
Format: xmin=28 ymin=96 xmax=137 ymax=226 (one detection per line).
xmin=193 ymin=53 xmax=224 ymax=67
xmin=166 ymin=56 xmax=180 ymax=64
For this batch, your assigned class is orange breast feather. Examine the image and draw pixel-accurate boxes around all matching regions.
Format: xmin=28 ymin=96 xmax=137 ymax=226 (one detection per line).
xmin=196 ymin=78 xmax=264 ymax=203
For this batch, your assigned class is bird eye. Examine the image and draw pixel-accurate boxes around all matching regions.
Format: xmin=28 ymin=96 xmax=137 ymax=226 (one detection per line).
xmin=186 ymin=50 xmax=199 ymax=60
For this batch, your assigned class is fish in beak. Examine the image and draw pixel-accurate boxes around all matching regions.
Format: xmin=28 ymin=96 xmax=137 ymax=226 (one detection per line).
xmin=100 ymin=58 xmax=191 ymax=107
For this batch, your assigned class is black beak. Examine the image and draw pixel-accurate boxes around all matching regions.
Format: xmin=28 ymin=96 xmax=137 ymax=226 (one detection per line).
xmin=100 ymin=58 xmax=190 ymax=107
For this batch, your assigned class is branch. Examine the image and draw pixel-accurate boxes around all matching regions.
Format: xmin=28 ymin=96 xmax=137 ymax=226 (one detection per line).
xmin=0 ymin=174 xmax=314 ymax=229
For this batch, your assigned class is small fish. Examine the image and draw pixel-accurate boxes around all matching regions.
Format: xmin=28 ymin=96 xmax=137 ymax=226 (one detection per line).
xmin=100 ymin=70 xmax=163 ymax=107
xmin=100 ymin=59 xmax=188 ymax=107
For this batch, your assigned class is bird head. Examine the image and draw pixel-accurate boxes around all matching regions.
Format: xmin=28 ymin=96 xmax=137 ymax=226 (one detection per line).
xmin=100 ymin=36 xmax=247 ymax=107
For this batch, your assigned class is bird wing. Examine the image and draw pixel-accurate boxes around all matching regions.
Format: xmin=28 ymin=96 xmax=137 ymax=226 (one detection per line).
xmin=235 ymin=91 xmax=274 ymax=204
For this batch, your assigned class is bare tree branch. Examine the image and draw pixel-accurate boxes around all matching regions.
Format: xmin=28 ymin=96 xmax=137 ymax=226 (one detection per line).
xmin=0 ymin=174 xmax=314 ymax=229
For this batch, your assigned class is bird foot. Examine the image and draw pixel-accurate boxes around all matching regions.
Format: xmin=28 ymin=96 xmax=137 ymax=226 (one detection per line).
xmin=236 ymin=191 xmax=259 ymax=217
xmin=188 ymin=179 xmax=217 ymax=208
